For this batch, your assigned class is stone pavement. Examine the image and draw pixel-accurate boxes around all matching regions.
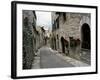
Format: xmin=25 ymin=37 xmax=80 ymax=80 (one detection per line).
xmin=40 ymin=47 xmax=74 ymax=68
xmin=32 ymin=46 xmax=89 ymax=69
xmin=32 ymin=49 xmax=40 ymax=69
xmin=49 ymin=48 xmax=89 ymax=67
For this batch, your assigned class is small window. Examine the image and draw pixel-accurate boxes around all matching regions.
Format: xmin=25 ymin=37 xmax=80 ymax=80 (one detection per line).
xmin=56 ymin=17 xmax=59 ymax=28
xmin=63 ymin=13 xmax=66 ymax=21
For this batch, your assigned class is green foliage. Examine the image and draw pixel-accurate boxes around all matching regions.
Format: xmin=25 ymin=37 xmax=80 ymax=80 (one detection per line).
xmin=23 ymin=25 xmax=35 ymax=69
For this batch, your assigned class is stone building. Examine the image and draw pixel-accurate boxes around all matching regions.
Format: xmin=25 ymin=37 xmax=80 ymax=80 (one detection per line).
xmin=51 ymin=12 xmax=91 ymax=55
xmin=40 ymin=27 xmax=46 ymax=46
xmin=36 ymin=26 xmax=46 ymax=49
xmin=32 ymin=26 xmax=40 ymax=54
xmin=23 ymin=10 xmax=37 ymax=69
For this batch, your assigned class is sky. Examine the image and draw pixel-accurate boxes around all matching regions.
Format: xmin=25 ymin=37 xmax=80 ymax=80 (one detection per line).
xmin=36 ymin=11 xmax=52 ymax=31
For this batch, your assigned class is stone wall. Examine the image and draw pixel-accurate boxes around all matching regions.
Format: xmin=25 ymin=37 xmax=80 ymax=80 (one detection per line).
xmin=23 ymin=10 xmax=36 ymax=69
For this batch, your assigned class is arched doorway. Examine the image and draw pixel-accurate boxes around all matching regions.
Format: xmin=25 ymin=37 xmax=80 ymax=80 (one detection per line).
xmin=61 ymin=36 xmax=65 ymax=53
xmin=57 ymin=34 xmax=59 ymax=49
xmin=81 ymin=23 xmax=91 ymax=49
xmin=54 ymin=37 xmax=56 ymax=50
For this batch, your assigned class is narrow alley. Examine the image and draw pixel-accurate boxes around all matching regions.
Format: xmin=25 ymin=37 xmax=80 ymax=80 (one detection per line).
xmin=23 ymin=10 xmax=91 ymax=69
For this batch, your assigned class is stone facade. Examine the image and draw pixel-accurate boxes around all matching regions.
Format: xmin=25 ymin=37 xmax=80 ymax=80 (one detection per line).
xmin=51 ymin=12 xmax=91 ymax=54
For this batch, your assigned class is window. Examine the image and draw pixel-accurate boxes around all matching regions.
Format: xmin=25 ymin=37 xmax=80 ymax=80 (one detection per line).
xmin=63 ymin=13 xmax=66 ymax=21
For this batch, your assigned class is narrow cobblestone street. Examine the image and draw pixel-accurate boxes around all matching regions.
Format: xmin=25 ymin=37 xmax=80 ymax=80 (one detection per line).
xmin=32 ymin=46 xmax=89 ymax=69
xmin=40 ymin=46 xmax=74 ymax=68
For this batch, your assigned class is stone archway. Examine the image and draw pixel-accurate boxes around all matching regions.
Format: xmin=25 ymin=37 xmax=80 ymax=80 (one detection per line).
xmin=81 ymin=23 xmax=91 ymax=49
xmin=57 ymin=34 xmax=59 ymax=49
xmin=54 ymin=37 xmax=56 ymax=50
xmin=61 ymin=36 xmax=65 ymax=53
